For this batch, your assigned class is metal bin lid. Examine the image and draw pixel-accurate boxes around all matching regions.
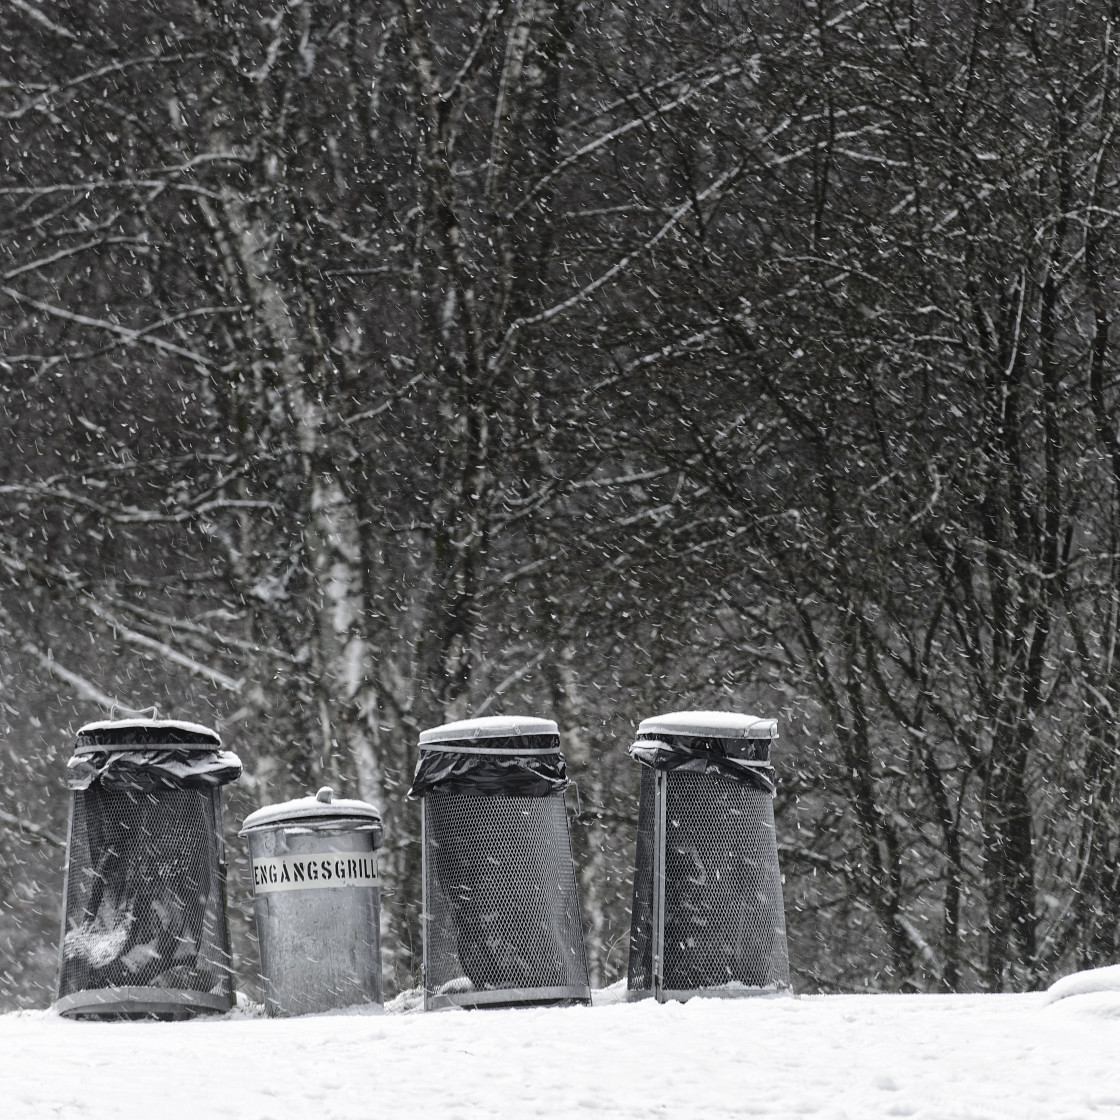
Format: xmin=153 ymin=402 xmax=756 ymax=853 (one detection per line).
xmin=636 ymin=710 xmax=779 ymax=740
xmin=239 ymin=786 xmax=383 ymax=835
xmin=419 ymin=715 xmax=559 ymax=748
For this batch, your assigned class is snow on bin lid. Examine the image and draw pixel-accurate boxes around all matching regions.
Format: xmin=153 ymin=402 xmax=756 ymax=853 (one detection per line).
xmin=419 ymin=715 xmax=559 ymax=746
xmin=637 ymin=710 xmax=779 ymax=739
xmin=239 ymin=786 xmax=382 ymax=834
xmin=74 ymin=718 xmax=221 ymax=751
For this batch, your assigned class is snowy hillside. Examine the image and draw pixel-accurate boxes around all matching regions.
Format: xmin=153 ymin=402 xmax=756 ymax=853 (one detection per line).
xmin=4 ymin=973 xmax=1120 ymax=1120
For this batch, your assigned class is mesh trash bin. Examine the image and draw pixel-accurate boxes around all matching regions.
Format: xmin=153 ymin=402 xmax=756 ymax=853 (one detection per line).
xmin=409 ymin=715 xmax=591 ymax=1010
xmin=626 ymin=710 xmax=790 ymax=1002
xmin=54 ymin=718 xmax=241 ymax=1019
xmin=240 ymin=786 xmax=384 ymax=1016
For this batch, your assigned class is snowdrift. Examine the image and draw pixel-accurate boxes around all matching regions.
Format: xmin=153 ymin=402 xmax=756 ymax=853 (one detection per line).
xmin=4 ymin=973 xmax=1120 ymax=1119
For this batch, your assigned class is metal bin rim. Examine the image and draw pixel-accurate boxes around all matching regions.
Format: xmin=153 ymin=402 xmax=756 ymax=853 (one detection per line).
xmin=419 ymin=715 xmax=558 ymax=745
xmin=636 ymin=710 xmax=778 ymax=740
xmin=76 ymin=718 xmax=221 ymax=747
xmin=240 ymin=787 xmax=383 ymax=836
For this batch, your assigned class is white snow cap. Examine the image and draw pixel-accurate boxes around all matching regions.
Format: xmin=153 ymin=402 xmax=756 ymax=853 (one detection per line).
xmin=419 ymin=715 xmax=558 ymax=745
xmin=77 ymin=718 xmax=221 ymax=743
xmin=637 ymin=710 xmax=779 ymax=739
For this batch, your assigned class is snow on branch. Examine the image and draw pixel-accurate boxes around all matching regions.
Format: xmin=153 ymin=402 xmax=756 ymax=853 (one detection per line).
xmin=0 ymin=287 xmax=230 ymax=369
xmin=0 ymin=51 xmax=204 ymax=121
xmin=7 ymin=0 xmax=78 ymax=42
xmin=897 ymin=914 xmax=943 ymax=978
xmin=473 ymin=649 xmax=549 ymax=717
xmin=94 ymin=593 xmax=297 ymax=667
xmin=81 ymin=601 xmax=244 ymax=693
xmin=2 ymin=235 xmax=152 ymax=282
xmin=510 ymin=64 xmax=748 ymax=221
xmin=0 ymin=482 xmax=275 ymax=526
xmin=0 ymin=604 xmax=138 ymax=715
xmin=0 ymin=809 xmax=65 ymax=850
xmin=341 ymin=372 xmax=426 ymax=427
xmin=439 ymin=0 xmax=508 ymax=111
xmin=490 ymin=160 xmax=748 ymax=371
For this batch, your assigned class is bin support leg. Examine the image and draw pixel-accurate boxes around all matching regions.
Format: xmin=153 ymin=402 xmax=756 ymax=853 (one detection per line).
xmin=652 ymin=770 xmax=667 ymax=1004
xmin=421 ymin=799 xmax=429 ymax=1011
xmin=55 ymin=794 xmax=76 ymax=1003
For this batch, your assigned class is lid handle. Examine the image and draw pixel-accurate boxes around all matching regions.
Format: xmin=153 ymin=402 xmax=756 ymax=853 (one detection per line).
xmin=316 ymin=786 xmax=334 ymax=804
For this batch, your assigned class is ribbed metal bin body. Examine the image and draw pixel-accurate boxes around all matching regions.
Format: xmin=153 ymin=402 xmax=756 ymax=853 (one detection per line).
xmin=413 ymin=716 xmax=591 ymax=1011
xmin=55 ymin=720 xmax=237 ymax=1020
xmin=627 ymin=711 xmax=790 ymax=1002
xmin=241 ymin=789 xmax=383 ymax=1016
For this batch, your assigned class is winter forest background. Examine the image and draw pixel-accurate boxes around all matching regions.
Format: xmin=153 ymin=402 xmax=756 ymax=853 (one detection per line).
xmin=3 ymin=0 xmax=1120 ymax=1009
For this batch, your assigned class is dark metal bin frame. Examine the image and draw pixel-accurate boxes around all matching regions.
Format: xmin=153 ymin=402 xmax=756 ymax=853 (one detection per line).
xmin=54 ymin=718 xmax=238 ymax=1020
xmin=627 ymin=711 xmax=791 ymax=1003
xmin=414 ymin=716 xmax=591 ymax=1011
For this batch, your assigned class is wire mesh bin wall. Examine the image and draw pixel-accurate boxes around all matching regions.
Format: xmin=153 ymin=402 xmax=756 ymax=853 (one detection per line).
xmin=54 ymin=718 xmax=241 ymax=1019
xmin=240 ymin=787 xmax=384 ymax=1016
xmin=409 ymin=716 xmax=591 ymax=1010
xmin=626 ymin=711 xmax=790 ymax=1002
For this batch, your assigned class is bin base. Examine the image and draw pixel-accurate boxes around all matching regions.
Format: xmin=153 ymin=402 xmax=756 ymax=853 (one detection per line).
xmin=627 ymin=983 xmax=790 ymax=1004
xmin=54 ymin=986 xmax=232 ymax=1020
xmin=265 ymin=994 xmax=383 ymax=1018
xmin=425 ymin=984 xmax=591 ymax=1011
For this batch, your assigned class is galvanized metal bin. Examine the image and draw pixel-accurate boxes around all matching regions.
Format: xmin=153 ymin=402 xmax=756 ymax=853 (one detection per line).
xmin=240 ymin=787 xmax=383 ymax=1016
xmin=54 ymin=718 xmax=241 ymax=1019
xmin=626 ymin=710 xmax=790 ymax=1002
xmin=410 ymin=716 xmax=591 ymax=1011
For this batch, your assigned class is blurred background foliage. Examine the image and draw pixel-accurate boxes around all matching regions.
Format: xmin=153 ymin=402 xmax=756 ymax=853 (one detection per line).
xmin=4 ymin=0 xmax=1120 ymax=1006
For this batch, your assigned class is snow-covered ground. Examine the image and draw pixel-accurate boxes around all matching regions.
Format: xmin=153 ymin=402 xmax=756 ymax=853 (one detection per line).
xmin=4 ymin=972 xmax=1120 ymax=1119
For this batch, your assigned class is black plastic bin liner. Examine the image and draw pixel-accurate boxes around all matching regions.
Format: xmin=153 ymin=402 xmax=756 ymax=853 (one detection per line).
xmin=628 ymin=733 xmax=775 ymax=794
xmin=67 ymin=749 xmax=242 ymax=792
xmin=407 ymin=734 xmax=568 ymax=799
